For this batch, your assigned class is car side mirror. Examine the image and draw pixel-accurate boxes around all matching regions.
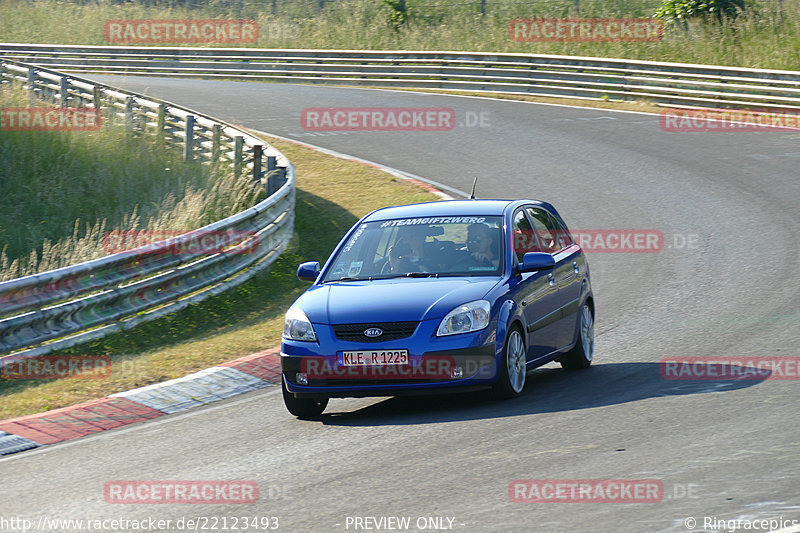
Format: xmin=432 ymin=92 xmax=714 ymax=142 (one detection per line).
xmin=519 ymin=252 xmax=555 ymax=273
xmin=297 ymin=261 xmax=320 ymax=282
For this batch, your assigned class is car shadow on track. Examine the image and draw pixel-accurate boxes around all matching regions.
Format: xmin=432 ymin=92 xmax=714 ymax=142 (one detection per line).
xmin=315 ymin=361 xmax=768 ymax=426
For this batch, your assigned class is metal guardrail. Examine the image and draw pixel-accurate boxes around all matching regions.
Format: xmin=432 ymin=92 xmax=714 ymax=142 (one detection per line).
xmin=2 ymin=43 xmax=800 ymax=111
xmin=0 ymin=58 xmax=294 ymax=358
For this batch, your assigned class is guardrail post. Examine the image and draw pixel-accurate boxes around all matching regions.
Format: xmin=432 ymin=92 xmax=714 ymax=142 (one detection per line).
xmin=60 ymin=76 xmax=69 ymax=107
xmin=157 ymin=103 xmax=166 ymax=135
xmin=184 ymin=114 xmax=195 ymax=161
xmin=278 ymin=166 xmax=287 ymax=190
xmin=234 ymin=135 xmax=243 ymax=177
xmin=93 ymin=86 xmax=101 ymax=110
xmin=212 ymin=124 xmax=221 ymax=161
xmin=27 ymin=68 xmax=36 ymax=105
xmin=253 ymin=144 xmax=263 ymax=184
xmin=125 ymin=97 xmax=134 ymax=130
xmin=266 ymin=155 xmax=278 ymax=196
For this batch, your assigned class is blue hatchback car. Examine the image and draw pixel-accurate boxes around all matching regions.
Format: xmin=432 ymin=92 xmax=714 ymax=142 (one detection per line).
xmin=281 ymin=199 xmax=594 ymax=417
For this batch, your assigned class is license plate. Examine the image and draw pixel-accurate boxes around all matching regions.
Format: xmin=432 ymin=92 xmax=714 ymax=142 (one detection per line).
xmin=340 ymin=350 xmax=409 ymax=366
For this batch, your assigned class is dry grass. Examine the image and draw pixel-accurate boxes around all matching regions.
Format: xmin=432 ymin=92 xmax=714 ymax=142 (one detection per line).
xmin=0 ymin=82 xmax=262 ymax=281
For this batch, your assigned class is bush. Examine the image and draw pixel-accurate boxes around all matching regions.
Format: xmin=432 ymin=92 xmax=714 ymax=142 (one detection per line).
xmin=381 ymin=0 xmax=408 ymax=30
xmin=654 ymin=0 xmax=756 ymax=26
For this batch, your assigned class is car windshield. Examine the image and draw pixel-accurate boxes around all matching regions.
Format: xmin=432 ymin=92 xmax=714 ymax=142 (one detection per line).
xmin=321 ymin=215 xmax=504 ymax=282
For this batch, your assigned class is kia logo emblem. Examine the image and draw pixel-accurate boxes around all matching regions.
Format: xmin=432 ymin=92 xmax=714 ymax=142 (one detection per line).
xmin=364 ymin=328 xmax=383 ymax=338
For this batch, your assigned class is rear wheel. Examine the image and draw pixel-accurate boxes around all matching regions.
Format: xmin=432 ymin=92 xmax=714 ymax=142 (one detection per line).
xmin=560 ymin=303 xmax=594 ymax=370
xmin=282 ymin=378 xmax=328 ymax=418
xmin=492 ymin=326 xmax=527 ymax=399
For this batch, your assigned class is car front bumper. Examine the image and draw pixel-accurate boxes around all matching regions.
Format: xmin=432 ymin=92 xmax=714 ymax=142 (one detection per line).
xmin=281 ymin=319 xmax=500 ymax=398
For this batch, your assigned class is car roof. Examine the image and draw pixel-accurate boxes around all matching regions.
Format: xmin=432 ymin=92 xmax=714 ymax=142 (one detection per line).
xmin=363 ymin=199 xmax=545 ymax=221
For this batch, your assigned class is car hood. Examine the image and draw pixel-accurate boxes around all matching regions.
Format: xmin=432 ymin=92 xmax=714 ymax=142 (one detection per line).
xmin=296 ymin=277 xmax=501 ymax=324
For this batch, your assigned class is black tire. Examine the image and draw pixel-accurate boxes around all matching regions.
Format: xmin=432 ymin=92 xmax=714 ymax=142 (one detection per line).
xmin=282 ymin=378 xmax=328 ymax=418
xmin=492 ymin=326 xmax=527 ymax=399
xmin=560 ymin=303 xmax=594 ymax=370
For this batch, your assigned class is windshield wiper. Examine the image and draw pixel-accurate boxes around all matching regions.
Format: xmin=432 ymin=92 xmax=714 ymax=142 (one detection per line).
xmin=404 ymin=272 xmax=438 ymax=278
xmin=324 ymin=276 xmax=370 ymax=283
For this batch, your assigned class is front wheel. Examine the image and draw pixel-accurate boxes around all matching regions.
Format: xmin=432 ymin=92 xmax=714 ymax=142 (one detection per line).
xmin=560 ymin=303 xmax=594 ymax=370
xmin=492 ymin=326 xmax=527 ymax=399
xmin=282 ymin=378 xmax=328 ymax=418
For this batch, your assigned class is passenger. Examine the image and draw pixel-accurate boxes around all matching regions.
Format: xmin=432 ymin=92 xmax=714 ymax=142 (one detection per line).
xmin=464 ymin=223 xmax=500 ymax=268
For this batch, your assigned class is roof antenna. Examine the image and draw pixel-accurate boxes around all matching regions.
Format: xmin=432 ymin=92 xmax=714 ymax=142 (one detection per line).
xmin=469 ymin=177 xmax=478 ymax=200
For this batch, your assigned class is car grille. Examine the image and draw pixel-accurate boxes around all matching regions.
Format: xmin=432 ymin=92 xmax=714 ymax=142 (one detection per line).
xmin=332 ymin=321 xmax=419 ymax=343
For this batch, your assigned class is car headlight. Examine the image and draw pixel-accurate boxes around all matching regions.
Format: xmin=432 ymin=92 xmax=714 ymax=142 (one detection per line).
xmin=436 ymin=300 xmax=491 ymax=336
xmin=283 ymin=307 xmax=317 ymax=342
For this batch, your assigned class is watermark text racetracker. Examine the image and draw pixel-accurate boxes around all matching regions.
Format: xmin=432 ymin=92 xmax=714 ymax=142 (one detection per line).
xmin=300 ymin=355 xmax=494 ymax=381
xmin=1 ymin=355 xmax=111 ymax=380
xmin=0 ymin=355 xmax=153 ymax=380
xmin=301 ymin=108 xmax=490 ymax=131
xmin=104 ymin=481 xmax=262 ymax=504
xmin=509 ymin=18 xmax=663 ymax=42
xmin=0 ymin=515 xmax=280 ymax=532
xmin=660 ymin=108 xmax=800 ymax=132
xmin=0 ymin=107 xmax=101 ymax=131
xmin=512 ymin=229 xmax=690 ymax=253
xmin=509 ymin=479 xmax=663 ymax=503
xmin=660 ymin=356 xmax=800 ymax=380
xmin=509 ymin=480 xmax=701 ymax=504
xmin=104 ymin=19 xmax=258 ymax=43
xmin=103 ymin=229 xmax=258 ymax=256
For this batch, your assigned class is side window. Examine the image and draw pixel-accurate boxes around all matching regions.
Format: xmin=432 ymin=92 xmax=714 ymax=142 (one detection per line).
xmin=525 ymin=207 xmax=561 ymax=253
xmin=512 ymin=209 xmax=538 ymax=262
xmin=548 ymin=212 xmax=574 ymax=249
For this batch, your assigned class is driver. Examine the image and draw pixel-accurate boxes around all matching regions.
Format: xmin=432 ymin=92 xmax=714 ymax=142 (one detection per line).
xmin=383 ymin=226 xmax=433 ymax=273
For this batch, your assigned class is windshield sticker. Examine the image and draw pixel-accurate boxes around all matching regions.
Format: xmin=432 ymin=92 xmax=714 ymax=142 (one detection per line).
xmin=342 ymin=224 xmax=367 ymax=253
xmin=380 ymin=217 xmax=486 ymax=228
xmin=347 ymin=261 xmax=363 ymax=277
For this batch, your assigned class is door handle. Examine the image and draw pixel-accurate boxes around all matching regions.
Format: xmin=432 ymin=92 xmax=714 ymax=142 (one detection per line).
xmin=573 ymin=261 xmax=580 ymax=274
xmin=548 ymin=273 xmax=555 ymax=286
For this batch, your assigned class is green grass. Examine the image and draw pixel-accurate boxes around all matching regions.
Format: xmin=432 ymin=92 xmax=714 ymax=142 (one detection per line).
xmin=0 ymin=0 xmax=798 ymax=69
xmin=0 ymin=135 xmax=440 ymax=420
xmin=0 ymin=82 xmax=262 ymax=280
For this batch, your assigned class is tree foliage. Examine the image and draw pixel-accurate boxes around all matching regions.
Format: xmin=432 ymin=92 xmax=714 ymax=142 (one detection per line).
xmin=654 ymin=0 xmax=755 ymax=25
xmin=381 ymin=0 xmax=408 ymax=30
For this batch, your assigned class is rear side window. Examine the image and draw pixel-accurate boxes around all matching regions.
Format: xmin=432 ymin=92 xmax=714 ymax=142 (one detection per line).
xmin=547 ymin=211 xmax=574 ymax=249
xmin=526 ymin=207 xmax=572 ymax=252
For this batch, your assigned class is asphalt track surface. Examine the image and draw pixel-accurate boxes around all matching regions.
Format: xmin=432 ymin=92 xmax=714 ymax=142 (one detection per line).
xmin=1 ymin=77 xmax=799 ymax=533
